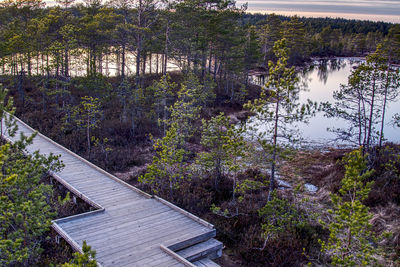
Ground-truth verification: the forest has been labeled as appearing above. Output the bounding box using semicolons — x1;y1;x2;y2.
1;0;400;266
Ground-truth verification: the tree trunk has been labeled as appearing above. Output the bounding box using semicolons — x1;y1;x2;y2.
135;0;143;86
357;96;362;146
215;157;221;191
149;53;152;74
142;52;147;75
163;21;169;75
156;54;159;74
379;59;391;148
56;52;60;77
86;49;90;76
27;52;31;76
121;44;125;78
201;48;207;80
366;76;376;150
162;82;167;136
87;116;91;159
64;46;69;77
208;47;213;74
98;50;103;75
213;56;218;80
46;53;50;77
116;48;120;77
36;52;39;75
105;52;109;77
268;94;280;202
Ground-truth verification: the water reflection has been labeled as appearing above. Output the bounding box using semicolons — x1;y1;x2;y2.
303;58;348;85
248;58;400;146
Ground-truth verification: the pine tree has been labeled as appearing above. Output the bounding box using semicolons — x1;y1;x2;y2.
149;74;177;135
209;117;248;217
0;126;63;265
139;122;188;196
64;96;102;158
0;85;17;139
319;148;377;266
245;38;314;201
61;240;97;267
394;113;400;128
198;113;231;190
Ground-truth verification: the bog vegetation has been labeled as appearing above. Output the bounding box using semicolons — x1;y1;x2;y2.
0;0;400;266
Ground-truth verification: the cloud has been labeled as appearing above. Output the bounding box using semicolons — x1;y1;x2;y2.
237;0;400;17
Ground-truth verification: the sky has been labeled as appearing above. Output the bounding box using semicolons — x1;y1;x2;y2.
236;0;400;23
40;0;400;23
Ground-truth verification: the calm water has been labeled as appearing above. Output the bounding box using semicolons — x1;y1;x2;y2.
249;58;400;146
1;52;180;77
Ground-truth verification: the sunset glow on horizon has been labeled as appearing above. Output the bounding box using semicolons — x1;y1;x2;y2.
237;0;400;23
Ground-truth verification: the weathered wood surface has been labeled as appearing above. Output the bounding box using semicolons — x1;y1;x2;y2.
4;116;218;266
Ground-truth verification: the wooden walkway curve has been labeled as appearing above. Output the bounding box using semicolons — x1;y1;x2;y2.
4;115;222;267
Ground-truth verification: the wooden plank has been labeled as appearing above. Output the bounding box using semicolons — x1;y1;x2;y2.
101;248;166;266
176;238;222;262
89;217;199;254
154;196;214;229
150;256;184;267
94;223;207;257
85;187;135;198
59;204;164;234
94;192;141;204
64;205;175;237
75;190;125;202
68;177;124;190
193;258;220;267
96;230;213;265
75;212;184;243
62;170;109;181
160;244;196;267
54;208;105;225
132;249;177;266
100;244;177;266
50;172;103;209
59;161;87;167
66;200;151;222
52;223;83;254
166;229;216;252
92;195;141;207
58;158;81;164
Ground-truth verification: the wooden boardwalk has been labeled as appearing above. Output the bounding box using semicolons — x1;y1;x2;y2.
4;115;222;267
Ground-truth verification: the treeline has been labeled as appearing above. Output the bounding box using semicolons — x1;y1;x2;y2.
0;0;252;89
243;13;392;34
251;13;397;62
0;0;398;82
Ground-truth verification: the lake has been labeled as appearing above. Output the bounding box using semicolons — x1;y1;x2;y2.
248;58;400;147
